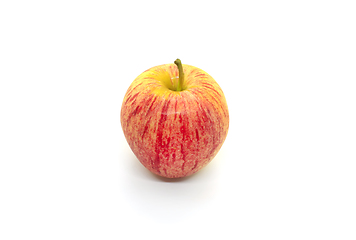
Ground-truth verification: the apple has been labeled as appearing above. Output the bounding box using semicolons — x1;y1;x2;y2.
121;59;229;178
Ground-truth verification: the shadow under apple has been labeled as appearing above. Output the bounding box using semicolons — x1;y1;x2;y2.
121;150;224;224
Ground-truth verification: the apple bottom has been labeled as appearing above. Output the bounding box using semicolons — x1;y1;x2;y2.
129;140;222;178
131;138;222;178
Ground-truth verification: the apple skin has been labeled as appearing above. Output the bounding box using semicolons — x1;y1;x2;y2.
121;63;229;178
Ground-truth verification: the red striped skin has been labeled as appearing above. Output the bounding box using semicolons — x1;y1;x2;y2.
121;63;229;178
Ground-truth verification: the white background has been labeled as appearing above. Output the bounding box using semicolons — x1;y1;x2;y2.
1;0;355;239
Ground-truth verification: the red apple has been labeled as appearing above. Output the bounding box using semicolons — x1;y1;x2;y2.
121;59;229;178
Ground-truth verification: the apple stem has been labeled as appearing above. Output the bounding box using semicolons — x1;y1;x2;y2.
174;58;184;91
